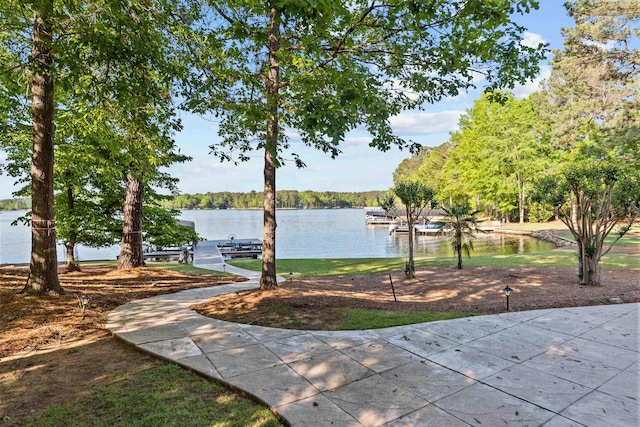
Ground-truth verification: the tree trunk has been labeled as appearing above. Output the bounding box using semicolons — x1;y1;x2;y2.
117;166;145;269
582;253;600;285
65;233;81;272
456;242;462;269
261;150;278;289
518;178;525;224
260;4;280;290
407;215;415;278
576;240;584;282
64;179;81;272
23;1;63;295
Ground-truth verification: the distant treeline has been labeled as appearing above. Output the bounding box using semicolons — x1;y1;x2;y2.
160;190;386;210
0;198;30;210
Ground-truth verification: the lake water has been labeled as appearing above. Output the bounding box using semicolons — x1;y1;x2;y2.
0;208;554;264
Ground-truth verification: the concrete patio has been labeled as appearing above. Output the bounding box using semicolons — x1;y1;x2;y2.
106;262;638;426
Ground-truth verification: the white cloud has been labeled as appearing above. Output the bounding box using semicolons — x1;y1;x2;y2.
341;136;372;147
522;32;547;48
512;65;551;99
583;38;616;51
389;110;464;136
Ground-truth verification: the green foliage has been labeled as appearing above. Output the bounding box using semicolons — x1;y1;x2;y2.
393;180;436;276
377;191;397;215
393;182;436;213
22;363;281;427
182;1;546;167
335;309;474;330
540;0;639;153
179;0;547;287
393;146;432;184
533;156;640;284
0;0;198;267
143;205;200;248
528;1;639;284
416;142;453;194
0;198;29;210
439;204;482;269
441;92;552;222
526;201;555;223
161;190;387;210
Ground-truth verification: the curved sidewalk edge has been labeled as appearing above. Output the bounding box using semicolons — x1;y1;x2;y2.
106;267;638;427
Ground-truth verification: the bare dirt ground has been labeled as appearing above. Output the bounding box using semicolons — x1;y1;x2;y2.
0;265;245;425
194;264;640;330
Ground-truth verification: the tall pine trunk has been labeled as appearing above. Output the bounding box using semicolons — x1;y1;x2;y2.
260;4;280;290
24;1;63;295
117;165;145;269
518;176;525;224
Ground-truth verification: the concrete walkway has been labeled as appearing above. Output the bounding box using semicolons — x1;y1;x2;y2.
106;263;638;427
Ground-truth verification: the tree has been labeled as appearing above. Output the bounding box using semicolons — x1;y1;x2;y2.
439;204;482;269
181;0;547;289
24;0;63;294
531;0;639;284
416;142;452;202
377;191;397;218
393;146;432;184
441;92;551;223
534;159;639;285
539;0;639;151
393;181;435;278
0;0;200;291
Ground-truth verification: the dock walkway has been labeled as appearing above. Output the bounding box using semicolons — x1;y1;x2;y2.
192;240;226;268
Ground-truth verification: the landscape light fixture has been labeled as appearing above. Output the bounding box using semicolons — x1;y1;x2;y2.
76;294;91;320
502;286;513;311
289;272;293;281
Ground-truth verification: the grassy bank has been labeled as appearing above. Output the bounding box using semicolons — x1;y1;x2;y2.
229;238;638;277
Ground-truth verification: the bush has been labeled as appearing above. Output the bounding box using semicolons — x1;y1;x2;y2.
527;201;555;223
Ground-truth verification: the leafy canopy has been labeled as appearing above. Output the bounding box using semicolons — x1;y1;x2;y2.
182;0;548;166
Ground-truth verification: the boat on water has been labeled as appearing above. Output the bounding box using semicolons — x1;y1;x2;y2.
215;236;263;259
365;209;397;224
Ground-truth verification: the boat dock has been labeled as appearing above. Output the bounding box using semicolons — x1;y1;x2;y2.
389;220;501;235
214;238;262;259
365;210;397;225
389;223;448;235
143;248;186;262
193;238;262;268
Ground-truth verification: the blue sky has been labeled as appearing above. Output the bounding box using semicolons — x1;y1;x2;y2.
0;1;574;199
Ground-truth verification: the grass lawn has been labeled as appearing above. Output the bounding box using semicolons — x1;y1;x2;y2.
334;309;475;330
229;235;639;277
21;363;280;427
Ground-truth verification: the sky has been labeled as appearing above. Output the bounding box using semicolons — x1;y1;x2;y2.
0;1;575;199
